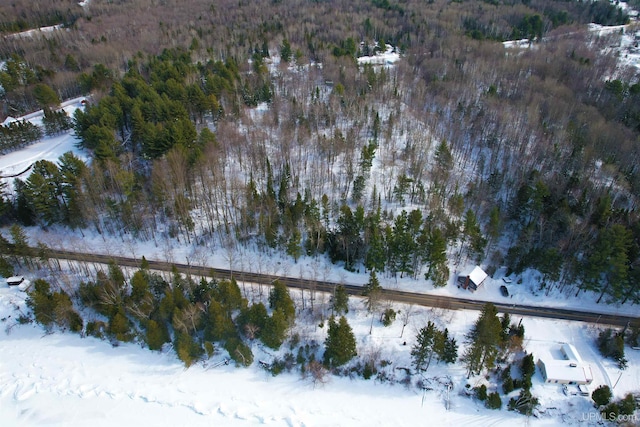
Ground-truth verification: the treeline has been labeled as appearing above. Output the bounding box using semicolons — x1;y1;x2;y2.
0;0;81;34
27;260;296;367
0;0;631;116
72;48;272;160
22;257;366;375
0;119;42;153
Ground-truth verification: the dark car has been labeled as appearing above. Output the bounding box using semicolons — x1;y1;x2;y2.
500;285;509;297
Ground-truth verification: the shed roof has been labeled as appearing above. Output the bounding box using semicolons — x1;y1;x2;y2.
468;266;488;286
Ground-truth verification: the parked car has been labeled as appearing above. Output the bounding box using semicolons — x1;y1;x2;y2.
500;285;509;297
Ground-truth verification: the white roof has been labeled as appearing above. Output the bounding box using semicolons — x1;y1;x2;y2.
468;266;488;286
539;343;593;384
540;359;593;384
2;116;17;126
561;343;583;364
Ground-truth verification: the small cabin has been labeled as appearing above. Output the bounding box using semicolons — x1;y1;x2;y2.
6;276;25;286
457;266;488;291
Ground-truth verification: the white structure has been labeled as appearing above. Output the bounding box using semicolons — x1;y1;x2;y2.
537;343;594;385
458;266;488;291
5;276;24;286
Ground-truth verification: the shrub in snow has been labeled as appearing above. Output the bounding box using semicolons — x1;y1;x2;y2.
486;392;502;410
592;385;613;407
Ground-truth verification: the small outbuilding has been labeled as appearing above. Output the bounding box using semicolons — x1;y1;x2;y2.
457;266;488;291
537;343;593;385
6;276;24;286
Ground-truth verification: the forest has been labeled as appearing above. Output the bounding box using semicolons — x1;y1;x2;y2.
1;0;640;307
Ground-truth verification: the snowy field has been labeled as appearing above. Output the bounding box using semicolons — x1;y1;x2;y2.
1;278;639;427
0;97;88;186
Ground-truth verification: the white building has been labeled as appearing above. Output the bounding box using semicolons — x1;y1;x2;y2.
458;266;488;291
537;343;594;385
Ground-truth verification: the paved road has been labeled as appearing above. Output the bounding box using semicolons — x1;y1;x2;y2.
41;248;639;327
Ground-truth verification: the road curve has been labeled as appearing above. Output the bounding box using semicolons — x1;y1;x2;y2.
38;248;639;327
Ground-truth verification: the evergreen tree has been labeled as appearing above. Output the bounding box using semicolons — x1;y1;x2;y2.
508;389;539;415
42;108;72;136
462;303;503;377
583;225;632;303
204;300;236;341
332;284;349;315
280;39;292;62
434;328;458;364
145;319;170;350
225;337;254;367
286;229;302;262
362;270;382;333
0;256;14;278
323;316;357;367
237;302;268;340
362;270;382;313
261;310;288;349
390;211;415;278
174;331;203;367
109;308;133;342
212;278;245;314
268;280;295;321
411;321;436;373
23;160;64;225
486;392;502;410
463;209;486;262
9;223;31;266
33;83;61;108
426;228;448;287
364;226;386;272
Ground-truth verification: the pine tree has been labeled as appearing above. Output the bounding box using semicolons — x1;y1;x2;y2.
204;300;236;341
268;280;295;321
174;331;203;367
33;83;61;108
145;319;169;350
42;108;72;136
280;39;292;62
520;352;535;390
583;225;632;303
261;310;288;349
362;270;382;313
463;303;503;377
286;229;302;262
411;321;436;373
425;227;448;286
323;316;357;367
486;392;502;410
463;209;486;262
435;328;458;364
362;270;382;333
9;223;31;266
332;284;349;315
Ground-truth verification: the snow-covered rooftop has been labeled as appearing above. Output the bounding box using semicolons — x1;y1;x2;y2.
468;265;488;287
538;343;594;385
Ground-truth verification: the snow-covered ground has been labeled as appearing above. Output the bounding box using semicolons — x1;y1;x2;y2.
4;24;65;40
0;97;88;185
503;2;640;72
357;44;401;66
0;277;638;427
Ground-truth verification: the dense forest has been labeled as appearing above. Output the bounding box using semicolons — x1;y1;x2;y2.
1;0;640;306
